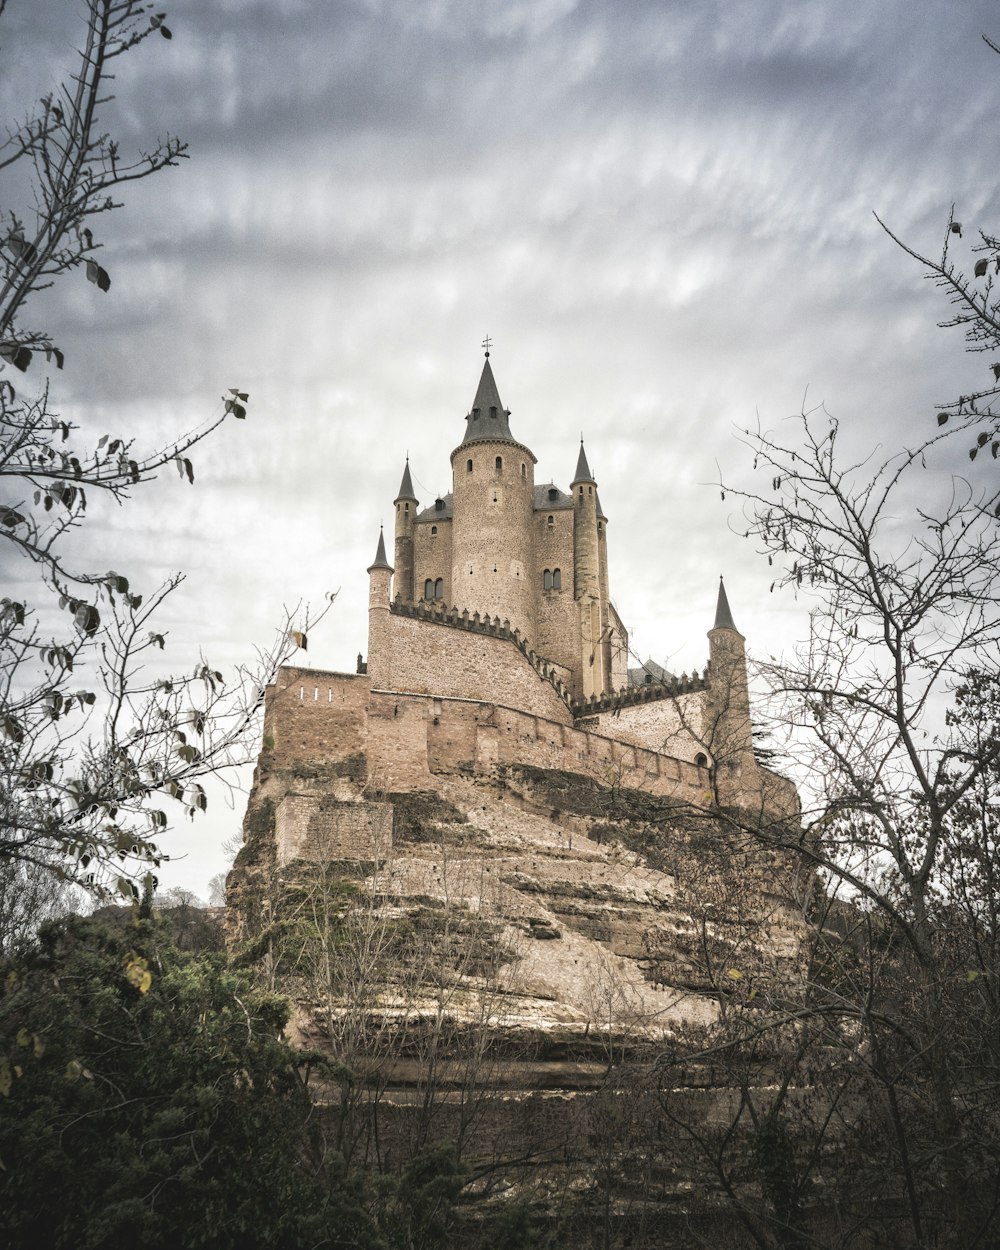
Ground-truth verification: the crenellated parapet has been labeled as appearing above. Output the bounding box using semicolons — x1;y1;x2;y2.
570;669;709;720
390;596;574;710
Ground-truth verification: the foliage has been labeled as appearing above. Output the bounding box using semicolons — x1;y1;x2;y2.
0;0;324;896
877;35;1000;465
0;913;382;1249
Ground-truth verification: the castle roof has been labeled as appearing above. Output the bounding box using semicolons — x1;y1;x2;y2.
460;357;517;447
571;439;594;485
416;493;453;522
596;490;607;521
367;527;393;573
713;576;738;631
395;458;417;503
533;484;574;511
628;658;676;687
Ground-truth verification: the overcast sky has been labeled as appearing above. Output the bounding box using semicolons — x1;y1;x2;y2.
4;0;1000;896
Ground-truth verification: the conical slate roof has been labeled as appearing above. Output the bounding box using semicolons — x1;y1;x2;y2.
367;527;393;573
460;357;516;446
395;458;417;502
713;576;738;631
571;439;594;485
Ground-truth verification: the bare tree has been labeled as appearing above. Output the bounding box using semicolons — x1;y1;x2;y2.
0;2;328;897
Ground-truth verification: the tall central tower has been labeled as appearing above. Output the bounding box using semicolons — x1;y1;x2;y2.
449;355;538;643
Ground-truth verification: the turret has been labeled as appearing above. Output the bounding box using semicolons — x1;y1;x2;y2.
393;458;418;605
707;578;760;810
572;440;606;700
449;352;538;641
366;528;394;689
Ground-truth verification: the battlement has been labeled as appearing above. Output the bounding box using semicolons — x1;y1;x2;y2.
390;597;574;710
571;669;709;720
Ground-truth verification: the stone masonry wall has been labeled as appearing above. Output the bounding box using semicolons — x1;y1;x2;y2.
379;609;573;722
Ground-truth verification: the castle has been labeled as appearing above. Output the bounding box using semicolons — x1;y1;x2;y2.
242;350;796;874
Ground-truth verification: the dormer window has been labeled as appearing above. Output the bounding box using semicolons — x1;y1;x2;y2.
435;498;444;512
548;487;558;502
490;405;497;419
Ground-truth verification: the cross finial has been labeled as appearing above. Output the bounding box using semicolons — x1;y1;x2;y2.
482;334;492;358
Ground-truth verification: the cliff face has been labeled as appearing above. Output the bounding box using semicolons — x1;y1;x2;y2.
227;744;810;1039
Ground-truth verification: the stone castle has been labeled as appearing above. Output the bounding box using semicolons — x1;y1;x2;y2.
225;352;812;1243
230;349;803;1033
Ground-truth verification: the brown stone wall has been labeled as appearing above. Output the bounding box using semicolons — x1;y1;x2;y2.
378;611;573;723
534;507;578;684
590;691;708;761
275;793;393;863
265;669;370;773
412;515;452;605
450;440;538;643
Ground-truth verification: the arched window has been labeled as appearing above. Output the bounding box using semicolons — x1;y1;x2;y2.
434;578;444;600
521;463;526;478
404;502;409;513
495;456;503;475
598;522;603;534
552;568;561;590
431;525;438;535
466;458;473;473
695;752;708;768
424;579;434;600
547;515;554;528
543;569;552;591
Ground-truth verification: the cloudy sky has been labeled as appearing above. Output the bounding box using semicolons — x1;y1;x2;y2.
4;0;999;896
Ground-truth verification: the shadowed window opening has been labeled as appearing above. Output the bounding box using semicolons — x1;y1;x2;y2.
495;456;502;475
695;752;708;768
467;458;473;473
552;568;561;590
434;578;443;599
424;579;433;600
431;525;437;535
547;515;554;527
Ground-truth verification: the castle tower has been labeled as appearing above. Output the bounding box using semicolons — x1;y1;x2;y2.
572;440;607;700
393;459;418;605
449;353;538;642
366;527;394;689
707;578;760;809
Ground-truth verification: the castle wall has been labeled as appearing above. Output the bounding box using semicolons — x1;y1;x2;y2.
412;515;453;604
378;611;572;723
450;442;538;642
264;666;715;805
533;506;578;684
609;601;629;690
589;690;707;761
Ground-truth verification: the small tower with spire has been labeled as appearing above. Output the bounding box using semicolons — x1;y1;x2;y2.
366;527;394;689
707;578;760;809
449;349;538;643
393;458;418;605
571;439;607;700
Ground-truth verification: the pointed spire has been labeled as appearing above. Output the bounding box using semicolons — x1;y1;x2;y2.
461;355;515;445
571;438;594;485
395;456;417;502
595;489;607;521
367;526;393;573
713;576;738;632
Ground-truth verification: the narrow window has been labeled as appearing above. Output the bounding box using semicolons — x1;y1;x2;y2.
495;456;502;475
695;753;708;768
434;578;444;600
424;579;434;600
547;515;554;528
404;502;409;513
467;458;473;473
598;522;603;534
431;525;437;535
490;405;497;418
579;486;584;498
521;462;526;478
543;569;552;591
552;568;561;590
